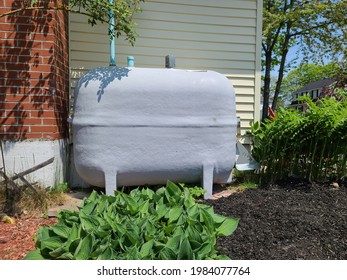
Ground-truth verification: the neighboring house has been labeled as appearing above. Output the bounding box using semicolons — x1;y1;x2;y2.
289;78;335;111
1;0;262;188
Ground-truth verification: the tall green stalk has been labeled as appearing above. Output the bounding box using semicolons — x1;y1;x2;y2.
250;92;347;184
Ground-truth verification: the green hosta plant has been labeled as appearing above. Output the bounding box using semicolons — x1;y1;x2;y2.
25;181;238;260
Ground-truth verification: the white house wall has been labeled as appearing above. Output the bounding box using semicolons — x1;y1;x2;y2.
69;0;262;136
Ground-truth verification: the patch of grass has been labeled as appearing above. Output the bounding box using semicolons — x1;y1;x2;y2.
49;182;69;194
229;169;258;192
0;184;66;216
228;182;258;192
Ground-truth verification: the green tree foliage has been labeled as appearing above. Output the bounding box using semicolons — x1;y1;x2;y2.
280;62;340;103
0;0;144;45
262;0;347;120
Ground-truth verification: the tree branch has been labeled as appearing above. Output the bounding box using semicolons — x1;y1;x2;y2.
0;6;105;23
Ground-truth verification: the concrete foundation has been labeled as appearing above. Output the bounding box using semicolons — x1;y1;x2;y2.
0;139;68;188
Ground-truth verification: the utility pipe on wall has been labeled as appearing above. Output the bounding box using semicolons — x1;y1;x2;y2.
109;0;116;66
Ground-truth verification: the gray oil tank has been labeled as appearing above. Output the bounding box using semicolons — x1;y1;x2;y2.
72;66;237;198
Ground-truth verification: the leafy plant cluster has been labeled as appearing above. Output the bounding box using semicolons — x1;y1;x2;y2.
1;0;144;45
251;92;347;183
25;181;238;260
178;183;206;199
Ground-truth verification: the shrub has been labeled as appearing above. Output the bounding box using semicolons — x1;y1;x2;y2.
25;181;238;260
251;92;347;183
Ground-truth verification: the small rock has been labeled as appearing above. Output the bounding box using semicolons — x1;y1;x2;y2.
47;210;58;217
1;215;15;224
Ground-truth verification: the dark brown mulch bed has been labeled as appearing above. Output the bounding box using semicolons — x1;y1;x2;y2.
206;178;347;260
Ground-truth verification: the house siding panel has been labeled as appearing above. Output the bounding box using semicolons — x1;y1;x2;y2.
70;0;262;136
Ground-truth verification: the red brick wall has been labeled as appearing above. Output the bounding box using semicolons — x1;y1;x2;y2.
0;0;69;140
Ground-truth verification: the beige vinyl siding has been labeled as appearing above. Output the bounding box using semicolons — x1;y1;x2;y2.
70;0;262;137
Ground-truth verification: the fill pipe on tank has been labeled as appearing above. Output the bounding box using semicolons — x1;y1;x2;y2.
109;0;116;66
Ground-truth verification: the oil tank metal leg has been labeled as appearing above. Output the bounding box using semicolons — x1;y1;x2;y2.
202;164;214;199
105;170;118;196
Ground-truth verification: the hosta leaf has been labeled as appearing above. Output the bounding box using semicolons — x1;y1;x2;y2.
195;242;212;259
35;226;49;248
52;225;71;239
190;240;202;250
126;228;139;245
74;234;94;260
187;204;199;220
153;188;165;203
126;247;139;260
173;226;184;236
140;200;149;214
86;190;98;203
144;188;154;199
68;223;79;241
200;210;214;232
24;249;45;260
81;200;97;215
216;217;239;237
49;247;67;258
95;216;108;227
159;247;177;260
97;247;113;260
115;223;126;236
176;214;186;226
183;188;195;208
69;239;80;253
156;203;169;220
80;212;98;232
139;239;154;258
56;252;74;260
145;220;156;235
41;236;64;250
153;241;165;252
211;213;227;224
164;224;176;235
57;209;75;220
165;235;181;251
67;215;79;224
96;199;108;213
126;196;139;215
130;188;141;197
178;238;193;260
186;225;202;243
215;255;231;260
167;206;183;224
166;180;182;197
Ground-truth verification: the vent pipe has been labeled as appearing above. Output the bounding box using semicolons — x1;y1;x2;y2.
109;0;116;66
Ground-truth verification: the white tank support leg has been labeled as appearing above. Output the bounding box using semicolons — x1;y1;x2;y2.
202;164;214;199
105;169;117;196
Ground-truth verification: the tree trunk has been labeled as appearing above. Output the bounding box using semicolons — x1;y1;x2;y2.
272;0;294;111
262;50;273;120
272;25;291;110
